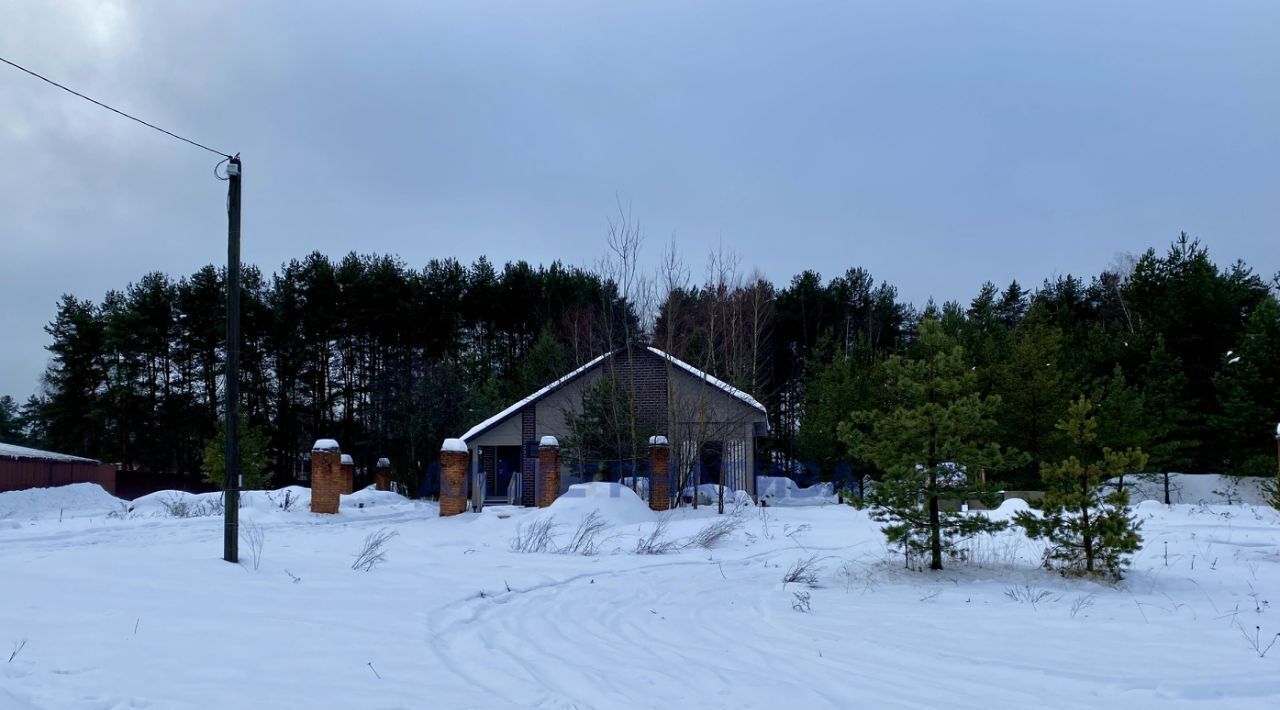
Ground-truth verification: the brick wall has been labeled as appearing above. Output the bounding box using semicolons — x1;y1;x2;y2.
601;347;670;433
537;442;560;508
648;441;670;511
439;449;469;516
310;448;342;514
340;460;355;495
520;406;536;507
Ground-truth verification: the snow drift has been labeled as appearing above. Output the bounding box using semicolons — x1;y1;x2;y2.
541;482;655;527
0;482;127;521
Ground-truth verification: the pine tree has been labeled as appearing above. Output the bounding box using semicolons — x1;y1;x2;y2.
992;307;1066;486
1139;337;1199;472
1212;296;1280;476
0;395;26;444
560;378;652;480
40;294;107;458
840;320;1017;571
1265;472;1280;512
516;326;568;398
795;335;877;488
1015;396;1148;579
202;416;271;490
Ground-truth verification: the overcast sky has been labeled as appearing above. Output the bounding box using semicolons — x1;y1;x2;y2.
2;1;1277;400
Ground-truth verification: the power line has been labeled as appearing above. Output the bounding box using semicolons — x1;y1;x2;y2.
0;55;231;158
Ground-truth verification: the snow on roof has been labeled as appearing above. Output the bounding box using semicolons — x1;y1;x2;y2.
312;439;340;452
340;454;354;465
648;435;669;446
376;457;391;467
460;351;613;442
645;347;766;414
442;438;469;453
459;346;767;443
0;442;100;464
539;436;559;447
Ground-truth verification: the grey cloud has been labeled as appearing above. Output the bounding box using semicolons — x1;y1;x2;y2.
2;0;1277;397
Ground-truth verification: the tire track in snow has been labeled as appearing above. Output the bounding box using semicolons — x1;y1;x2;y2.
422;545;869;709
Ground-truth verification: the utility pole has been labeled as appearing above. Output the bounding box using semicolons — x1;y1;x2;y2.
224;155;242;563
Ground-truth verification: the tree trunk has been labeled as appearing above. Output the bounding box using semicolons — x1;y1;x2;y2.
928;493;942;570
1081;472;1094;573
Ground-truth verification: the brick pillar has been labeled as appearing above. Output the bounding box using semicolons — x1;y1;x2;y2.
340;454;355;495
375;457;391;492
537;436;560;508
519;406;536;507
311;439;342;514
648;435;670;512
440;438;469;517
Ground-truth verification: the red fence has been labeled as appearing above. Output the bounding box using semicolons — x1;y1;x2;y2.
0;460;117;495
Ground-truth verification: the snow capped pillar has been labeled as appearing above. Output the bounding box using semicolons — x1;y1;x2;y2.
537;436;560;508
439;439;469;517
648;435;670;512
340;454;355;495
375;457;391;492
310;439;342;514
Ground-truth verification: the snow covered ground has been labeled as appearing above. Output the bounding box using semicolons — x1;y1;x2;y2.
2;481;1279;709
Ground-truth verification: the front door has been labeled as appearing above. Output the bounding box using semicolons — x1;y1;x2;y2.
699;441;723;486
494;446;522;501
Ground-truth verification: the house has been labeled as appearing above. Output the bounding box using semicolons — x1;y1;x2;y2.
457;345;769;508
0;442;117;495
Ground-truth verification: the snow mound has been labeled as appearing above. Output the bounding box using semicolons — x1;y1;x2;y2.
544;482;654;527
0;483;127;521
344;486;411;510
986;497;1033;520
129;489;219;517
757;476;835;506
620;476;650;499
1116;473;1272;506
129;485;411;517
683;484;754;508
312;439;340;452
442;438;468;453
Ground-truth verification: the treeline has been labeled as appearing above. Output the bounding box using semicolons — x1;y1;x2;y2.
6;254;636;486
800;234;1280;486
3;233;1277;490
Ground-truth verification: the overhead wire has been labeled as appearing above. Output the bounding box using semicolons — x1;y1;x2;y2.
0;54;233;159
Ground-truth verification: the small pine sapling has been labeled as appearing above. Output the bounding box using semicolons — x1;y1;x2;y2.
1264;473;1280;513
840;320;1020;571
1015;396;1147;580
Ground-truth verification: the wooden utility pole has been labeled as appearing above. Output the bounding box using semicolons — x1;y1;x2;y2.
223;156;242;563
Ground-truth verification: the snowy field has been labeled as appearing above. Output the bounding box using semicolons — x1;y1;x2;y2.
2;479;1279;709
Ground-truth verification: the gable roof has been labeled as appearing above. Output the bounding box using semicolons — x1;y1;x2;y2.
460;351;612;443
459;346;767;443
644;346;766;414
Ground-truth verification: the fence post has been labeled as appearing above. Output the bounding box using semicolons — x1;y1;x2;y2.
310;439;342;514
537;436;560;508
375;457;391;491
648;435;670;512
340;454;355;495
440;439;469;517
